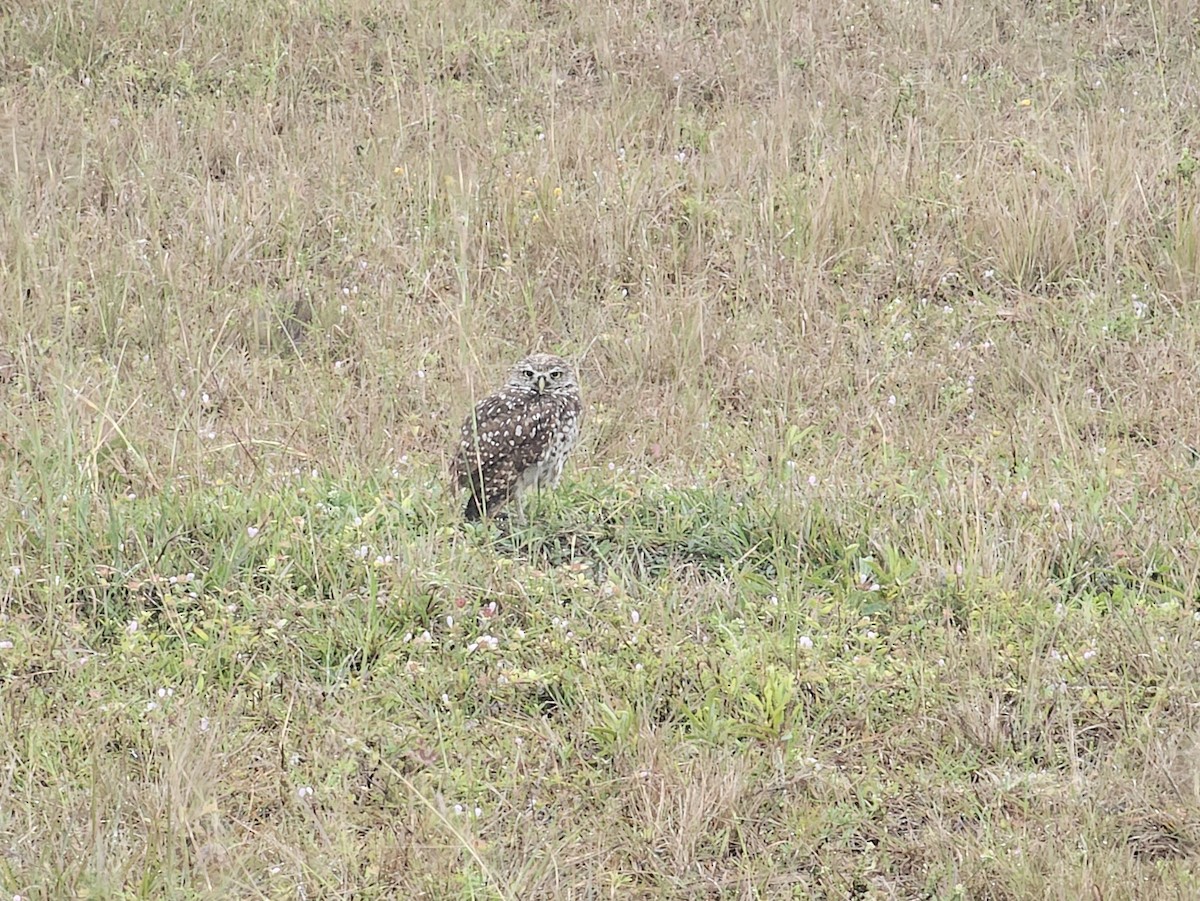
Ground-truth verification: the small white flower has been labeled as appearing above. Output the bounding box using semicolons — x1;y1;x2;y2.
246;526;259;538
807;474;818;487
887;395;896;407
630;610;640;625
126;620;139;635
798;636;814;650
296;786;314;798
8;566;18;577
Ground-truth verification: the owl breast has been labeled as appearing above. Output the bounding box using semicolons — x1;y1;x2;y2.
517;400;582;493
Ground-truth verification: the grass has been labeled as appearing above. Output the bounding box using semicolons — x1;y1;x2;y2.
3;0;1200;897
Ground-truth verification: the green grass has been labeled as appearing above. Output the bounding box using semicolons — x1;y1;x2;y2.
3;467;1199;897
4;0;1200;897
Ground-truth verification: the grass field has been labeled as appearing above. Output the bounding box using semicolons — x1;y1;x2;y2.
3;0;1200;897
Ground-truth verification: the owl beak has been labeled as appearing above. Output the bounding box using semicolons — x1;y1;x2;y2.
535;374;547;393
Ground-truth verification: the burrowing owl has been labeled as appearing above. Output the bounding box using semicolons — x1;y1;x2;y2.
453;353;583;521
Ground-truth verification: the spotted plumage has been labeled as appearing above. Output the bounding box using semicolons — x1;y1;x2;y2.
453;353;583;521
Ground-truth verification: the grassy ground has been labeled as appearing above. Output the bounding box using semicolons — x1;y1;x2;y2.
3;0;1200;897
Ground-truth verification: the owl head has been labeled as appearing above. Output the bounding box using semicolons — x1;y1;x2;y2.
507;353;578;396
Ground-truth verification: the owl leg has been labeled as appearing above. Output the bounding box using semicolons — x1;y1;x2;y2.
509;492;528;526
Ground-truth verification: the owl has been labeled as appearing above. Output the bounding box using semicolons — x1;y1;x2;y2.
453;353;583;521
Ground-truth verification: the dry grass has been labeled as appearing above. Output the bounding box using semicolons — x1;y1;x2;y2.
3;0;1200;897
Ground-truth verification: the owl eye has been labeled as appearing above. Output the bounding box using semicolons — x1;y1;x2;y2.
522;369;535;379
549;369;563;379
